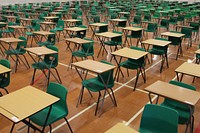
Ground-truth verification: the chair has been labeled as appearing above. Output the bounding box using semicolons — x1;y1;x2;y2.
52;20;65;42
72;25;87;39
119;46;146;90
5;36;30;72
196;44;200;64
37;30;56;47
144;22;158;38
190;22;199;41
160;80;196;133
159;19;169;33
28;82;73;133
26;23;40;47
148;37;169;73
31;45;62;85
69;38;94;66
116;20;126;31
181;27;192;49
0;59;10;95
139;104;178;133
131;15;141;26
169;16;177;30
2;22;15;37
78;60;117;115
126;27;143;46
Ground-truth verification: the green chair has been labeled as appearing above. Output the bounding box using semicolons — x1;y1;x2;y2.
0;59;10;95
119;46;146;90
5;36;30;72
26;23;40;47
144;22;158;38
69;38;94;66
116;20;126;31
196;44;200;64
139;104;178;133
160;80;196;133
72;25;87;39
131;15;141;26
126;27;143;46
143;14;151;22
78;60;117;115
190;22;199;41
148;37;169;73
169;16;177;30
159;19;169;33
92;24;108;39
37;30;56;47
31;45;62;85
2;22;15;37
28;82;73;133
52;20;65;42
181;27;192;49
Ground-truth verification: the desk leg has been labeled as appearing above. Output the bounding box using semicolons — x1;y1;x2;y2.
10;123;15;133
113;56;124;81
123;29;128;46
148;93;152;104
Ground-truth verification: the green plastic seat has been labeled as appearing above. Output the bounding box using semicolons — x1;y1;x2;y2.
29;82;73;133
126;27;143;46
190;22;199;41
181;27;192;48
131;15;141;26
0;59;10;95
26;23;40;47
31;45;61;85
52;20;65;42
79;60;116;115
160;80;196;133
5;36;30;72
119;46;146;90
159;19;169;32
144;22;158;38
139;104;178;133
37;30;56;47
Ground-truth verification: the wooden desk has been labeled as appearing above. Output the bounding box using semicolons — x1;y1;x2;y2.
40;22;56;31
63;19;81;27
161;31;185;60
175;62;200;82
0;86;59;132
43;16;59;22
65;27;87;38
0;64;11;74
109;19;127;31
96;32;122;58
33;31;55;43
72;60;116;115
106;123;138;133
8;26;27;37
89;23;108;39
111;47;148;89
122;27;143;46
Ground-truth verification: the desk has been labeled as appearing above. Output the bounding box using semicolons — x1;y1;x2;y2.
19;18;33;26
122;27;143;46
33;31;55;44
96;32;122;58
161;32;185;60
0;86;59;132
142;39;171;72
8;26;27;37
63;19;81;28
0;38;24;72
89;23;108;39
25;47;60;86
40;22;56;31
0;64;11;74
43;16;59;22
106;123;138;133
109;19;127;31
4;15;16;22
65;27;87;38
111;47;148;90
175;62;200;82
72;60;116;116
195;49;200;64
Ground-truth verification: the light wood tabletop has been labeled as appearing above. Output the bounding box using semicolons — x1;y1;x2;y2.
25;47;57;56
161;32;185;38
111;47;148;60
105;123;138;133
142;39;171;47
123;27;143;31
43;16;59;19
65;38;92;44
40;22;56;25
110;19;127;22
33;31;55;36
63;19;81;22
89;23;108;27
195;49;200;54
176;25;194;29
96;32;122;38
72;60;116;74
8;26;27;29
65;27;88;32
0;38;24;43
0;64;11;74
0;86;59;122
145;80;200;106
175;62;200;78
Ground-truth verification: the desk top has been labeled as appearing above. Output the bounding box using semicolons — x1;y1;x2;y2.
0;22;7;25
0;86;59;122
0;64;11;74
65;27;87;31
96;32;122;38
112;47;148;60
89;23;108;27
40;21;56;25
118;12;130;14
175;62;200;77
33;31;55;36
8;26;27;29
72;60;116;74
142;39;171;47
0;38;24;43
123;27;143;31
25;47;57;56
63;19;81;22
145;80;200;106
195;49;200;54
20;18;33;21
43;16;59;19
161;32;185;37
105;123;138;133
176;25;194;29
110;19;127;22
66;38;92;44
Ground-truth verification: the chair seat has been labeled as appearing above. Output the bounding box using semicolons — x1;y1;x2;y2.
5;49;24;55
82;77;113;92
196;54;200;59
72;50;93;57
30;105;67;126
26;32;33;36
120;60;141;69
32;62;52;69
37;41;53;47
53;27;63;31
127;35;140;39
148;48;165;55
104;41;122;46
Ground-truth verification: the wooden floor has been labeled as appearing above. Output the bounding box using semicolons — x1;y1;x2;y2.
0;15;200;133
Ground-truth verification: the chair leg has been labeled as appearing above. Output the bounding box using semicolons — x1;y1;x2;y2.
134;69;139;91
49;125;52;133
31;69;37;85
4;87;9;94
95;91;101;116
109;88;117;106
64;118;73;133
54;68;62;84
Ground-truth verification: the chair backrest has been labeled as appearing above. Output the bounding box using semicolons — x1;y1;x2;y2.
168;36;182;46
169;16;177;23
47;82;68;115
190;22;199;31
56;20;64;29
181;27;192;38
134;15;141;23
128;46;145;64
160;19;169;27
72;13;78;19
144;14;151;21
131;28;142;38
139;104;178;133
16;36;27;53
76;25;87;38
44;45;58;68
34;23;40;31
93;15;100;23
82;38;94;55
147;23;157;31
99;25;108;33
0;59;10;87
117;21;126;28
75;18;83;26
97;60;114;88
111;31;122;45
